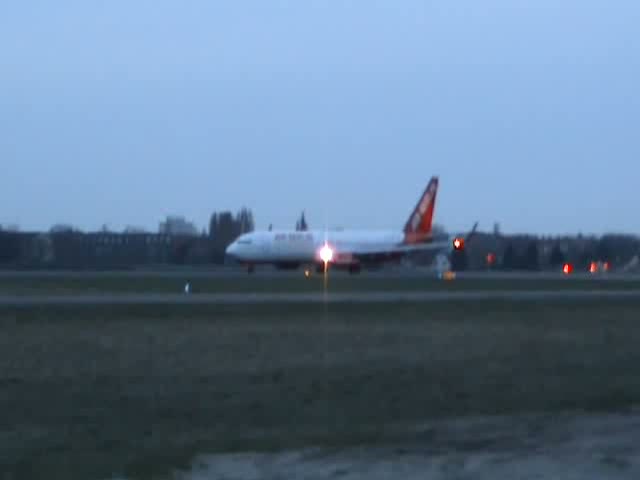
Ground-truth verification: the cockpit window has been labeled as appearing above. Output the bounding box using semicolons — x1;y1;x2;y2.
237;239;252;245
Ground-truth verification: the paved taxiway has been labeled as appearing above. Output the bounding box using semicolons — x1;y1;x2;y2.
1;268;640;281
2;289;640;306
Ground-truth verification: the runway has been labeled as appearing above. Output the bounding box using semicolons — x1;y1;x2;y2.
2;289;640;306
0;267;639;281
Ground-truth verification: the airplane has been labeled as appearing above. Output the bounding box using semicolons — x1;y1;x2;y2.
225;176;477;274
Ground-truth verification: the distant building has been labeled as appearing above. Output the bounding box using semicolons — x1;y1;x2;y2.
50;224;76;234
124;226;148;234
158;216;198;236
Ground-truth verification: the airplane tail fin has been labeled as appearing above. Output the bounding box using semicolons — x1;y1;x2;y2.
403;176;439;244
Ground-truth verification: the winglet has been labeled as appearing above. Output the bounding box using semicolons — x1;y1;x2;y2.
466;221;479;242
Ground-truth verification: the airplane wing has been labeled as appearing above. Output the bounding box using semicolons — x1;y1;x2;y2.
334;223;478;264
342;241;452;264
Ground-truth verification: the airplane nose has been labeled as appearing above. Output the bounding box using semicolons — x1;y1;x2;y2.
225;242;239;262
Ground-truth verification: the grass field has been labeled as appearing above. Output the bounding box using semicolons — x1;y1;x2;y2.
1;272;640;295
3;299;640;479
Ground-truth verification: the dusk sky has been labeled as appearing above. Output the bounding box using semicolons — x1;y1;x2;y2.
1;1;639;235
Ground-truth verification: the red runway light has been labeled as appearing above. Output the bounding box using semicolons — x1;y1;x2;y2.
563;263;573;275
453;238;464;250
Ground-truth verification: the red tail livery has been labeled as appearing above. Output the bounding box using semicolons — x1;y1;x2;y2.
403;176;438;244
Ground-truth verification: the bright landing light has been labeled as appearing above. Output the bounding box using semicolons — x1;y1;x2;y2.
320;244;333;263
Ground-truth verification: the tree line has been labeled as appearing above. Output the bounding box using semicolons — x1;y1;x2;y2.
208;207;255;262
1;209;639;270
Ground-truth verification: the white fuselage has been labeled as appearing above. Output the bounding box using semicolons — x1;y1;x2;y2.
226;229;450;266
226;229;404;264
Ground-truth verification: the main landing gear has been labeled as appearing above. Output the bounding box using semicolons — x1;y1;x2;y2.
313;263;361;274
348;264;361;275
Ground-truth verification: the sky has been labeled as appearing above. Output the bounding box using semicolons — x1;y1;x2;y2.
1;1;639;235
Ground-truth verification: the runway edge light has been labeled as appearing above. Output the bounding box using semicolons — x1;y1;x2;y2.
442;271;456;281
